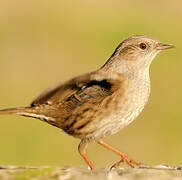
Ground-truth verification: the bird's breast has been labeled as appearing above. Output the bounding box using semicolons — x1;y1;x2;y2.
89;72;151;139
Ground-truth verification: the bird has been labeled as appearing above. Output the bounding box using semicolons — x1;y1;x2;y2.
0;35;173;170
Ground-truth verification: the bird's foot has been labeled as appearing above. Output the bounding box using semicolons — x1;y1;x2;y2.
110;153;141;170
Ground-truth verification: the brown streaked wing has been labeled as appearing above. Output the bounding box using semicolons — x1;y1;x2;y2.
31;73;91;106
30;71;125;137
57;73;125;137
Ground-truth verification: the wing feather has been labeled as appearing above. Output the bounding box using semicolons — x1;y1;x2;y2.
31;73;91;106
30;71;125;137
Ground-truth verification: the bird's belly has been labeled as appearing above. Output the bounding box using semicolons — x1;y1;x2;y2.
88;84;150;140
104;105;144;135
90;106;144;140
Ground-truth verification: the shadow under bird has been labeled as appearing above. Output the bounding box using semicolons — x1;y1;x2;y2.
0;35;174;170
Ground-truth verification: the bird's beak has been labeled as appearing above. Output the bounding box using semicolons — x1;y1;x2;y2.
156;43;174;50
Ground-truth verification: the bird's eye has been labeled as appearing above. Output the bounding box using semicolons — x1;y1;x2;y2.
139;43;147;50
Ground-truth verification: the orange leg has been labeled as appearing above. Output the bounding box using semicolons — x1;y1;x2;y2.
98;140;141;169
78;140;94;170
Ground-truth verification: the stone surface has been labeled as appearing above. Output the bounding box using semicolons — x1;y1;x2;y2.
0;165;182;180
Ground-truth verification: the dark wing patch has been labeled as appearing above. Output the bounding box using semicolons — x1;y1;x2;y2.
78;80;113;101
86;80;111;90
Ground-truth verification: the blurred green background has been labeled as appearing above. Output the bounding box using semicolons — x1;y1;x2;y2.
0;0;181;169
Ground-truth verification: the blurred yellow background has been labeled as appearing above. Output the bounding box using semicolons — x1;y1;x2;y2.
0;0;181;168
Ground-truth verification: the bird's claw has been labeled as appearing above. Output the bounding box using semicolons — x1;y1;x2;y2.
110;154;141;170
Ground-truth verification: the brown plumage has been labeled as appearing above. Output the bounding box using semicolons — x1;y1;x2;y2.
0;35;174;170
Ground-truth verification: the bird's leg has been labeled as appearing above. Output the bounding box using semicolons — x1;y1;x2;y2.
97;140;141;169
78;139;94;170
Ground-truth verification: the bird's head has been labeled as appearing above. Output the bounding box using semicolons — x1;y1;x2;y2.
103;35;174;73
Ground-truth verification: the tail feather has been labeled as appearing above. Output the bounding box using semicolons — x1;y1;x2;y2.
0;107;30;115
0;107;54;123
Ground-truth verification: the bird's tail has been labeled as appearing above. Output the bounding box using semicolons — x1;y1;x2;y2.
0;106;57;127
0;107;40;118
0;107;30;114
